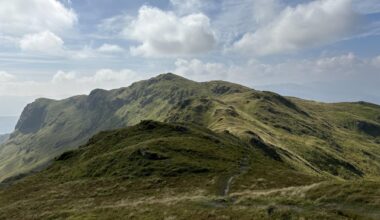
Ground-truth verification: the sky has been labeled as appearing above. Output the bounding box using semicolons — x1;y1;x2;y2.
0;0;380;121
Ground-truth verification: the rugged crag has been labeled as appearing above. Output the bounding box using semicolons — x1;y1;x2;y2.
1;73;380;182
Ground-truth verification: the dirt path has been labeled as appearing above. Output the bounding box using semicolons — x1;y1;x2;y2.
221;156;250;196
32;182;326;217
230;182;322;199
223;175;235;196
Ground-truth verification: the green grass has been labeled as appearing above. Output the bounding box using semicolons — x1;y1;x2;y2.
0;121;379;219
47;121;246;181
2;73;380;181
0;73;380;218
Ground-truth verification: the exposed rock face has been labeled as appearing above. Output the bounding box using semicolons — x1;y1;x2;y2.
15;99;51;134
356;120;380;137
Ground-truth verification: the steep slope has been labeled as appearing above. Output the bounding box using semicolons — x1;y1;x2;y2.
0;73;250;181
0;121;378;219
1;73;380;182
0;135;8;145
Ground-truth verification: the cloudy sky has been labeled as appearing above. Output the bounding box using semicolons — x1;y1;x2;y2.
1;0;380;120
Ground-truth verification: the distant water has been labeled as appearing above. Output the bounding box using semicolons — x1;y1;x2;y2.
0;116;19;134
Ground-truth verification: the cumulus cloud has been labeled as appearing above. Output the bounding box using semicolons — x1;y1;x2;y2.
0;69;145;99
233;0;358;56
172;53;380;103
97;44;125;53
90;69;138;83
0;0;77;36
19;31;64;54
52;69;138;85
173;53;379;85
122;6;216;57
52;71;76;84
174;59;231;81
18;33;125;58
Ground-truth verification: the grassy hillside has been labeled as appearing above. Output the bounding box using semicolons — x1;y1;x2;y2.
1;73;380;182
0;74;249;181
0;121;378;219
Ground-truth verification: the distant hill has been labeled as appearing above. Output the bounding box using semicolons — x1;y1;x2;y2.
1;73;380;183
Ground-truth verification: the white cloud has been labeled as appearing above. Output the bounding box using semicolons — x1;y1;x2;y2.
173;53;380;86
19;31;64;54
18;33;124;58
123;6;216;57
172;53;380;104
0;69;145;99
48;69;143;97
174;59;230;81
68;44;125;59
0;71;16;82
0;0;77;36
51;69;139;86
315;52;360;70
0;52;380;109
69;46;98;60
97;14;133;37
204;0;283;46
97;44;125;53
90;69;137;83
233;0;358;56
52;70;76;83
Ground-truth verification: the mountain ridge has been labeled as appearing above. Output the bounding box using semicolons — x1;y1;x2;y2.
1;73;380;182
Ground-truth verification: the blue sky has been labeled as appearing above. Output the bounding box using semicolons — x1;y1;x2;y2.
0;0;380;122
